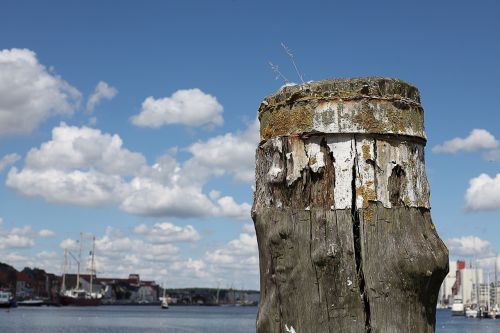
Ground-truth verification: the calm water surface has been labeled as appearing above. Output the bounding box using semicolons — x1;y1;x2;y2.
1;306;500;332
0;305;257;333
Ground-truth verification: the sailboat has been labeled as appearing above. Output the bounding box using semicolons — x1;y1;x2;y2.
488;254;500;319
59;233;101;306
161;284;169;309
465;258;481;318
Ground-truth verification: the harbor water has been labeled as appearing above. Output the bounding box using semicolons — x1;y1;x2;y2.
1;306;500;332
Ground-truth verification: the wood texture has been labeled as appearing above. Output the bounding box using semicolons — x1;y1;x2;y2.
253;78;448;333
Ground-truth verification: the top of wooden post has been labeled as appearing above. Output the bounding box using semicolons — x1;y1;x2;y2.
258;77;425;142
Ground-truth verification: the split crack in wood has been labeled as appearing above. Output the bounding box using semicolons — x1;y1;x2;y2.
352;136;372;333
254;78;448;333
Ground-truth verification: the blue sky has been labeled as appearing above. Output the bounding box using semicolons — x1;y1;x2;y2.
1;0;500;288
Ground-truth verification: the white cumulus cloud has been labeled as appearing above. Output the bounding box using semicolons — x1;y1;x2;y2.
242;223;255;234
215;196;251;220
131;88;223;128
7;168;124;207
59;238;79;251
477;256;500;270
23;122;146;176
483;149;500;162
206;228;258;269
7;122;252;219
185;119;259;183
0;153;20;172
432;129;498;154
0;223;35;249
447;236;493;256
39;229;56;238
465;173;500;211
36;251;58;259
6;122;143;207
119;179;221;218
133;222;201;243
0;48;81;135
86;81;118;113
203;225;259;288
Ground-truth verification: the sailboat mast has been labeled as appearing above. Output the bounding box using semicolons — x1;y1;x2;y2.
76;232;83;290
90;235;96;298
496;253;498;307
475;258;480;306
487;272;490;310
61;248;68;291
216;282;220;305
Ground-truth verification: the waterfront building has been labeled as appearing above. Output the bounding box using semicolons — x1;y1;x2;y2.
439;260;484;306
471;283;491;307
438;260;457;306
459;267;484;304
15;272;32;299
490;284;500;306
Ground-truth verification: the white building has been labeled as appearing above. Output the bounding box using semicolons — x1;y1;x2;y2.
490;284;500;307
438;261;456;305
438;260;485;306
460;267;483;304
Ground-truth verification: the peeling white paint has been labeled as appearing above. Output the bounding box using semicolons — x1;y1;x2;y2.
286;138;308;186
285;324;297;333
271;137;283;153
325;135;430;210
347;279;353;287
262;133;430;210
267;139;284;184
268;165;283;180
375;140;430;208
305;139;325;173
326;136;355;210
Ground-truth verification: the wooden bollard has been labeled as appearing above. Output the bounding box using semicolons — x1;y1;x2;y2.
252;77;448;333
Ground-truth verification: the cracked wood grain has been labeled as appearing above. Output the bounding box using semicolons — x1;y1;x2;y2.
253;78;448;333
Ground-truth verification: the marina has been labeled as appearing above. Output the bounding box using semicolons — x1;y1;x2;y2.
439;258;500;320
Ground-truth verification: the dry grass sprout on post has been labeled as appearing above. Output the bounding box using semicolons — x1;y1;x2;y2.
269;42;305;85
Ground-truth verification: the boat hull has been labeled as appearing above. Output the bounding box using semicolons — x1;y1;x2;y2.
59;295;101;306
465;310;478;318
18;300;44;306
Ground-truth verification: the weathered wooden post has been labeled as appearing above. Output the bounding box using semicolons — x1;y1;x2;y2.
252;77;448;333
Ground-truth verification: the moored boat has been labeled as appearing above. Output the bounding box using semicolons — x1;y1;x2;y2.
59;233;102;306
451;298;464;316
17;299;44;306
488;304;500;319
59;290;101;306
161;284;169;309
465;305;478;318
0;291;14;308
